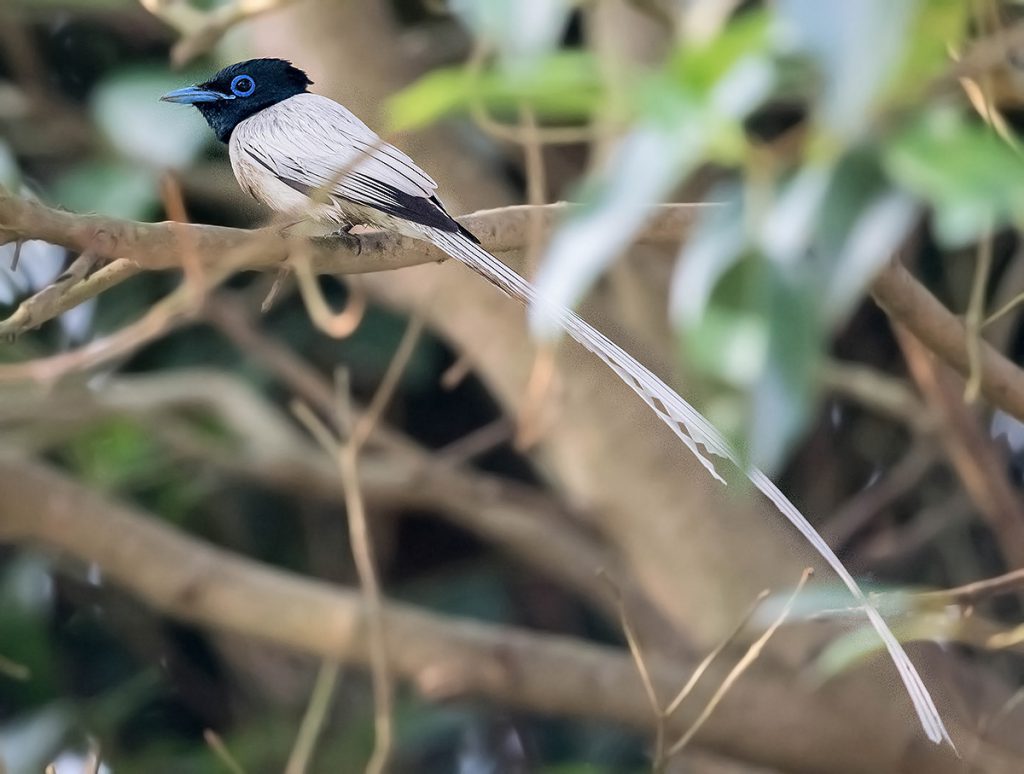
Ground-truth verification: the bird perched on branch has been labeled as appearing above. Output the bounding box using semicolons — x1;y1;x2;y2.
162;58;949;746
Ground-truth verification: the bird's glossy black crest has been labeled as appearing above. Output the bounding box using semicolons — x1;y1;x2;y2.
189;59;311;142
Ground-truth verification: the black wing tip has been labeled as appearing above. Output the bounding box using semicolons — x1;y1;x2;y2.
457;221;481;244
428;195;479;243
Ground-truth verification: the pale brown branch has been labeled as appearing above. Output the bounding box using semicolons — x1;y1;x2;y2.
0;457;981;774
895;327;1024;569
819;359;936;434
872;258;1024;424
0;189;700;288
5;189;1024;426
964;225;994;403
0;259;140;339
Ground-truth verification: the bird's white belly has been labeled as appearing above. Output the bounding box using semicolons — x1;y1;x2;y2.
227;137;416;237
228;141;329;219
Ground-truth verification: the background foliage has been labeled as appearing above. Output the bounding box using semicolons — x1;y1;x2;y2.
4;0;1024;772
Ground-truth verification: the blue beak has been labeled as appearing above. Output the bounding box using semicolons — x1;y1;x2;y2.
160;86;226;104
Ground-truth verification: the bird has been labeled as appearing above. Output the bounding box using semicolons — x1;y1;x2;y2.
162;58;949;746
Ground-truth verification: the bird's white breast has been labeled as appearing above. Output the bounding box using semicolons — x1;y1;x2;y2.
227;93;441;238
229;105;322;218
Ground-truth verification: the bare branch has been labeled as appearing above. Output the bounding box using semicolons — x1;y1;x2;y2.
0;457;983;774
872;258;1024;424
5;188;1024;426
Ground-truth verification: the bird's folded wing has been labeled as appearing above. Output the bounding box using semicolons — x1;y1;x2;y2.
238;93;439;214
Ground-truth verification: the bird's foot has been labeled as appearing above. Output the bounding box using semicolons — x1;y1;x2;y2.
313;227;362;256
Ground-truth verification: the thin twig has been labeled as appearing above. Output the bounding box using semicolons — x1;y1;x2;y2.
964;225;994;403
339;440;393;774
0;259;140;339
0;652;30;680
284;661;342;774
664;568;813;760
663;590;769;718
203;729;246;774
601;571;666;767
292;245;367;338
353;313;425;449
819;359;935;434
823;442;939;549
0;239;263;384
914;567;1024;609
432;418;513;467
287;317;425;774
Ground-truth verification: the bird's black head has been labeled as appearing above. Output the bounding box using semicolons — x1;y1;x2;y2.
160;58;312;142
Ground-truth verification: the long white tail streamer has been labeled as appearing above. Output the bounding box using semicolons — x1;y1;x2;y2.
425;227;951;747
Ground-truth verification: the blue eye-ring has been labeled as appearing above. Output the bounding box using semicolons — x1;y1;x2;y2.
230;74;255;97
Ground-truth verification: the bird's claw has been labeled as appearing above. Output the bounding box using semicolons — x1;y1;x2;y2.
313;228;362;256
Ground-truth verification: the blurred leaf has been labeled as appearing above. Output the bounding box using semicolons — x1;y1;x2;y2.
52;160;159;220
684;296;769;389
883;107;1024;245
528;15;777;338
0;140;20;189
449;0;572;71
888;0;968;103
669;9;771;97
0;704;72;774
679;257;821;471
815;610;1021;678
530;115;703;337
62;418;164;489
823;190;917;324
756;583;912;625
774;0;918;142
0;240;67;307
750;264;821;469
757;165;833;268
389;51;603;132
670;188;745;326
774;149;919;328
92;68;210;169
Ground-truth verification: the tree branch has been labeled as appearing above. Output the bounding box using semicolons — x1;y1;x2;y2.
0;456;988;774
4;191;1022;425
871;258;1024;423
0;369;632;624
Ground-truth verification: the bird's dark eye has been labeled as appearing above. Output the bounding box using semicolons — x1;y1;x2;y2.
230;75;255;97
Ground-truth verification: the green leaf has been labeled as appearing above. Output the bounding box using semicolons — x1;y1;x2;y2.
0;141;20;189
61;418;164;488
678;257;822;472
92;67;211;169
668;10;771;95
883;108;1024;245
887;0;969;104
774;0;917;141
388;52;603;132
52;160;158;220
